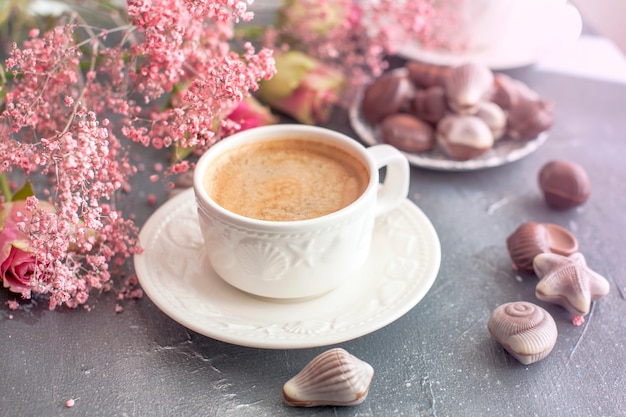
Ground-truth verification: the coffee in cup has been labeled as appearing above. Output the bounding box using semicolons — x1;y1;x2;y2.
203;138;369;222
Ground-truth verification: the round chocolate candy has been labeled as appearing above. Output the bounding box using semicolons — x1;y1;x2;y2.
475;101;506;141
380;113;435;153
507;98;555;140
361;72;415;125
411;86;448;124
538;160;591;209
436;114;494;160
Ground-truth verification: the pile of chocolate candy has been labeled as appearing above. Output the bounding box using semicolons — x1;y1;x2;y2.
360;60;554;160
488;160;610;365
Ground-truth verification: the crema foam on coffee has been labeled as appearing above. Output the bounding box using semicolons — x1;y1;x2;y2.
203;138;369;221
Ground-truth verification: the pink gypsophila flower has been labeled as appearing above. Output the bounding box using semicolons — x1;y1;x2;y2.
0;0;275;308
121;0;275;170
269;0;440;102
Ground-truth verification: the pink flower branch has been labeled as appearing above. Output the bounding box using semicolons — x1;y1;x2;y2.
0;0;275;310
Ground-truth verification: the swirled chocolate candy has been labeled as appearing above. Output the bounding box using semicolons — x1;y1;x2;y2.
506;222;579;272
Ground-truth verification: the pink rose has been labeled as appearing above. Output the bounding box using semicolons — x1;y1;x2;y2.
257;51;345;125
225;95;278;131
1;245;36;293
0;200;53;294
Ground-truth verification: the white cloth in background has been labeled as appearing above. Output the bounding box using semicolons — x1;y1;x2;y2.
537;34;626;84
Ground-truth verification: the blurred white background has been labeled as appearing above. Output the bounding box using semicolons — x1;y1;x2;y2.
249;0;625;54
571;0;626;53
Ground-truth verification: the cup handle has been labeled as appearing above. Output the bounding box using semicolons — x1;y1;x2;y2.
366;144;410;215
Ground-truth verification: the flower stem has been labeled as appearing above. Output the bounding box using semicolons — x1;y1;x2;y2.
0;173;12;201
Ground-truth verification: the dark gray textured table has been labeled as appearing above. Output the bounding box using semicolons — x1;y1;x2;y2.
2;37;625;416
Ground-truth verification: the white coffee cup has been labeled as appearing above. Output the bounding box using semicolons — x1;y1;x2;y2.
193;124;409;299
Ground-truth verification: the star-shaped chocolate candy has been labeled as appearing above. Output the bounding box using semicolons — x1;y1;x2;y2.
533;252;610;317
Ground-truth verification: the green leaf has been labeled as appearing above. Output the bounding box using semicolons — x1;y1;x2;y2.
234;25;267;41
12;181;35;201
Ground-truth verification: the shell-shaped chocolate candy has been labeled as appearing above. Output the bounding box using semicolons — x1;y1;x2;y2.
444;62;494;115
538;160;591;209
411;86;448;124
506;97;554;140
405;60;452;88
380;113;435;153
488;301;558;365
283;348;374;407
361;71;415;124
534;252;610;317
506;222;579;272
489;73;539;110
436;114;494;160
475;101;506;140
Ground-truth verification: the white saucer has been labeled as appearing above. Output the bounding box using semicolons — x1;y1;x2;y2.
396;2;582;70
134;188;441;349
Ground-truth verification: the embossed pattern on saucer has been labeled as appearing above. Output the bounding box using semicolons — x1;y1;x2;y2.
134;189;441;349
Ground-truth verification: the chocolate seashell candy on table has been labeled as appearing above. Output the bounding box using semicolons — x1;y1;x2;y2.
538;160;591;209
533;252;610;318
506;222;579;272
283;348;374;407
487;301;558;365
